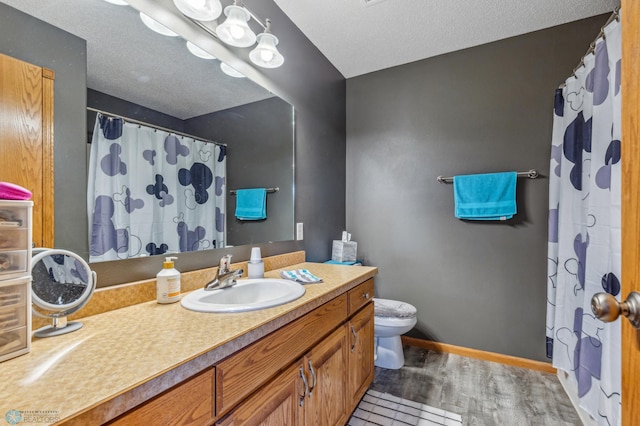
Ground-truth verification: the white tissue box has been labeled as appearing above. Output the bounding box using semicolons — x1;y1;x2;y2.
332;240;357;262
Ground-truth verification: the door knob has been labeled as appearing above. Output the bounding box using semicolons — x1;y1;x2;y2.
591;291;640;329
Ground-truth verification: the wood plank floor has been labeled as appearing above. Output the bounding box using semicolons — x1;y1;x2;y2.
369;345;582;426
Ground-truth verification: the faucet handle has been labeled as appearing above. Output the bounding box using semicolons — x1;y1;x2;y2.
219;254;232;273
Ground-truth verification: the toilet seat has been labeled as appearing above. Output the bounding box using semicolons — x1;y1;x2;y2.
373;298;417;319
374;315;416;328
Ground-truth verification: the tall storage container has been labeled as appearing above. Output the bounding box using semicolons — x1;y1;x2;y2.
0;200;32;362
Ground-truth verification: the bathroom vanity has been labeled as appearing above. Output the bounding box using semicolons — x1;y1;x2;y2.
0;260;376;425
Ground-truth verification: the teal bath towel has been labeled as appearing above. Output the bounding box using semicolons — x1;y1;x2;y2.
453;172;517;220
235;188;267;220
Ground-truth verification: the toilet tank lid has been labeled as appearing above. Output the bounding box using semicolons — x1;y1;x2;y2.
373;298;417;318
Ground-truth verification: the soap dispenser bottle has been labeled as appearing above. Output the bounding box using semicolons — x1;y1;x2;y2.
247;247;264;279
157;256;181;304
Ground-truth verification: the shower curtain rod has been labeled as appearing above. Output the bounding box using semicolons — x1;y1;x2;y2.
559;6;620;88
436;169;539;183
87;107;227;147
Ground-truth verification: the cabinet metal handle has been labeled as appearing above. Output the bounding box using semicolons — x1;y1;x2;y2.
592;291;640;328
307;359;316;397
350;324;358;352
362;292;369;299
299;366;309;407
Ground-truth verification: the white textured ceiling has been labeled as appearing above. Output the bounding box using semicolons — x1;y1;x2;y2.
1;0;273;119
274;0;620;78
2;0;620;117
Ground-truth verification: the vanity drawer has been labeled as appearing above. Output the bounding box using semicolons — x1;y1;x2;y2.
109;368;214;425
0;305;27;331
0;250;29;280
347;278;374;315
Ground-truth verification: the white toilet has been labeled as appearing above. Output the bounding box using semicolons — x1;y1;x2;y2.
373;298;418;369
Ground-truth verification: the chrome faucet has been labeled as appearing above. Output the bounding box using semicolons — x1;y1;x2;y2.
204;254;244;290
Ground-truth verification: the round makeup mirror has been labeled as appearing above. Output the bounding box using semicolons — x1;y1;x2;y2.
30;248;97;337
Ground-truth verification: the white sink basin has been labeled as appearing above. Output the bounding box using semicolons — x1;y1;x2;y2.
180;278;306;313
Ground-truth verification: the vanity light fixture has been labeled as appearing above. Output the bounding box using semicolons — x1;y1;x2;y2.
140;12;179;37
173;0;222;22
249;19;284;68
220;62;246;78
215;3;257;48
187;41;217;59
170;0;286;69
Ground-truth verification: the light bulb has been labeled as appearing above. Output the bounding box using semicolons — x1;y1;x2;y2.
249;32;284;68
260;50;274;62
230;26;245;40
215;5;256;47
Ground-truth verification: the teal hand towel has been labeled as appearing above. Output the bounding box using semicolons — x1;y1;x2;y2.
235;188;267;220
280;269;323;283
453;172;517;220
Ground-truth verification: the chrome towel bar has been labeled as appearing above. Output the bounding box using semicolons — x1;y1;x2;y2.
436;169;539;184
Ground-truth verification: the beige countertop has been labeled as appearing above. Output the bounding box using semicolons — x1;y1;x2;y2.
0;262;377;425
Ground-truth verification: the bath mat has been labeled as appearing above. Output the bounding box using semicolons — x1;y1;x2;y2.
348;389;463;426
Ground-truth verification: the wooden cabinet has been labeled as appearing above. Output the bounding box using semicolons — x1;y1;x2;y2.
109;279;375;426
348;302;375;406
303;326;349;426
347;278;373;315
0;53;54;248
215;295;348;416
108;368;214;426
216;361;304;426
218;326;349;426
217;281;375;426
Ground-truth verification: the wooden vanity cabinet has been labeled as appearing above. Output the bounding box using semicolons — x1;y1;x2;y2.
303;325;349;426
107;278;375;426
347;302;374;405
217;326;349;426
215;361;305;425
216;278;375;426
107;368;215;426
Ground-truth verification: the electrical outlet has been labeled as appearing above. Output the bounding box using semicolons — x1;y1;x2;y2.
296;222;303;240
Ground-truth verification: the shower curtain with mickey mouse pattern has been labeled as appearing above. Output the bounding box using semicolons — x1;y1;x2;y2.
88;115;226;262
546;17;621;426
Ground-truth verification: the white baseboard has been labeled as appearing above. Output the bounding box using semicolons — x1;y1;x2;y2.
556;370;596;426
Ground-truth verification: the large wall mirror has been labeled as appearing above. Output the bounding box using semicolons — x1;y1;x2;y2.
1;0;295;270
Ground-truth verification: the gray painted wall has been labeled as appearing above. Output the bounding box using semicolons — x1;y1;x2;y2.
0;1;345;282
0;3;88;257
185;97;294;247
346;15;608;361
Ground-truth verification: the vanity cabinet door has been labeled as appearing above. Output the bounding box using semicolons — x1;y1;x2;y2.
304;325;348;426
215;361;305;426
348;302;374;409
0;53;54;248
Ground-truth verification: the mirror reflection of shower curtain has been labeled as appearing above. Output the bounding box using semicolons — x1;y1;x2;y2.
546;17;621;426
87;115;226;262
